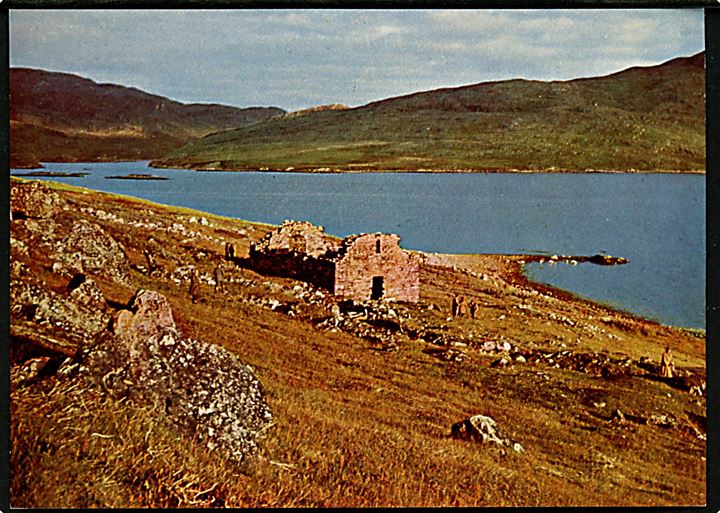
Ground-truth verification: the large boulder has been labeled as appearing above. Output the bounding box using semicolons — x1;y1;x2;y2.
52;219;129;281
10;263;111;354
10;180;67;219
79;290;273;464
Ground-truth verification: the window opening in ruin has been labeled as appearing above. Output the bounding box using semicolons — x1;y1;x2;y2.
376;239;381;254
371;276;384;300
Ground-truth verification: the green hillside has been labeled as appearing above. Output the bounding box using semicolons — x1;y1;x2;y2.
153;52;705;173
10;68;285;168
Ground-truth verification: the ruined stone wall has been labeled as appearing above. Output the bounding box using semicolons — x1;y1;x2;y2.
334;234;420;302
248;248;335;291
253;220;335;258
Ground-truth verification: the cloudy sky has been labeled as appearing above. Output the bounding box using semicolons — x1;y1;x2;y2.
10;9;704;112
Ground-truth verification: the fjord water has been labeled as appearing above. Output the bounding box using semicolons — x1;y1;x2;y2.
14;161;705;329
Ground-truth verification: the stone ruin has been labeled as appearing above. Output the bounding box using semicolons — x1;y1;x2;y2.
247;221;421;303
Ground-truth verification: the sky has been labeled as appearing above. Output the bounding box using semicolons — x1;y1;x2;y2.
9;9;705;112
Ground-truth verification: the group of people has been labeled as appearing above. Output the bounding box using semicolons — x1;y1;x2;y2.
451;295;477;319
187;241;236;303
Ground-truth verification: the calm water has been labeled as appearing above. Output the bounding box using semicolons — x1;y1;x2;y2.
12;161;706;329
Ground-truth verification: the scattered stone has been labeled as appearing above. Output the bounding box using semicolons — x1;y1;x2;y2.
482;341;497;352
611;409;626;424
424;347;466;363
647;414;676;428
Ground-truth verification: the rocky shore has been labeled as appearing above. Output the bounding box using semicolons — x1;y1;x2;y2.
148;159;706;175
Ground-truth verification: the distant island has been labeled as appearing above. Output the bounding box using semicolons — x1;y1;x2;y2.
11;53;705;173
105;173;169;181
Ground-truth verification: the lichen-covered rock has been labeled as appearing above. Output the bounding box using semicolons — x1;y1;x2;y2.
451;414;524;453
80;290;273;464
10;180;67;219
11;356;55;387
10;268;111;353
67;273;108;310
52;219;129;282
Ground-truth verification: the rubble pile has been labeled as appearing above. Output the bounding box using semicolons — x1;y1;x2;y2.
78;206;232;249
609;409;705;441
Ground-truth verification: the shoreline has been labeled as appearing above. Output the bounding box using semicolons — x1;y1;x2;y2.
148;160;706;175
424;252;704;336
9;176;707;507
10;176;704;333
12;159;706;175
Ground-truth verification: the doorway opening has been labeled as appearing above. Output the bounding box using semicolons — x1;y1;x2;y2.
371;276;384;300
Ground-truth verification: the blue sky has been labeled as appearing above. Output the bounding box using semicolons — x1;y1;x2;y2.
10;9;704;112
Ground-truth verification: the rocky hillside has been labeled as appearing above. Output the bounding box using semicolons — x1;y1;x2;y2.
153;52;705;173
10;68;285;168
10;178;706;507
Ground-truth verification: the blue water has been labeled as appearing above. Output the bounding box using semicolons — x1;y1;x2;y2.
12;161;706;329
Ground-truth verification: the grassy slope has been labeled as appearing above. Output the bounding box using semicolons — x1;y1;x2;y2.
10;180;706;507
10;68;285;167
153;53;705;173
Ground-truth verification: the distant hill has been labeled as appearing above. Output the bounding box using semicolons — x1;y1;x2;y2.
10;68;285;168
153;52;705;173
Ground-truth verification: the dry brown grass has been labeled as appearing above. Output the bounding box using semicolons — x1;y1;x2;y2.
10;180;706;507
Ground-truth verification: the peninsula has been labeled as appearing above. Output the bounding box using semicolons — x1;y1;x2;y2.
10;178;705;507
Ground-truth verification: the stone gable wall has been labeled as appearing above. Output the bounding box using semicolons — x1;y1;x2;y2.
334;234;420;302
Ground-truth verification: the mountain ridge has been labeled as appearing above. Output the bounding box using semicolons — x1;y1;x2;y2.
153;52;705;173
10;67;286;168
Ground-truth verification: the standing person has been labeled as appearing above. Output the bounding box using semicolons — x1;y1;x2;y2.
469;300;477;319
213;262;225;294
457;296;467;317
189;269;200;304
660;346;675;378
143;249;157;276
451;296;458;317
227;242;235;261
